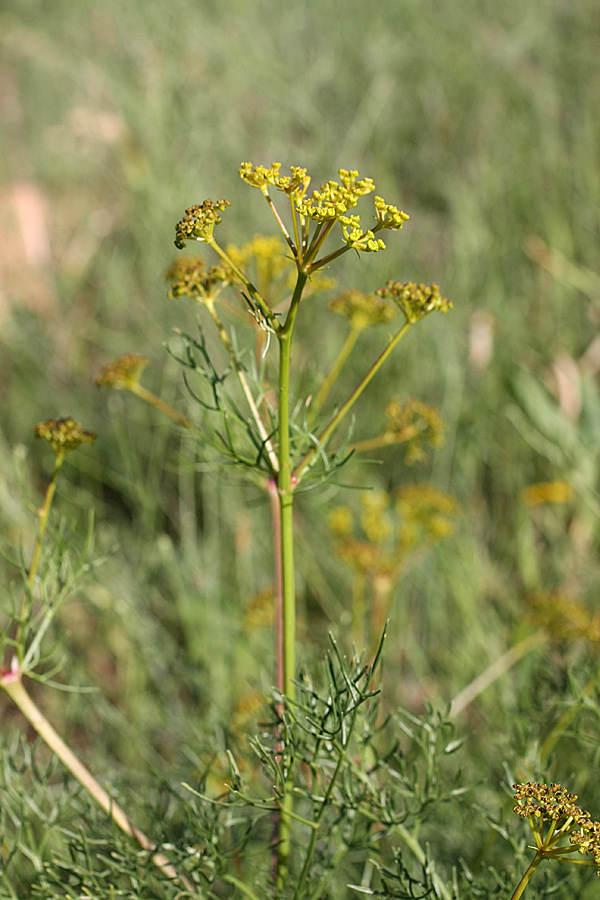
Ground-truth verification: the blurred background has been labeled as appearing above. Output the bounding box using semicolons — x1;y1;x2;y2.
2;0;600;864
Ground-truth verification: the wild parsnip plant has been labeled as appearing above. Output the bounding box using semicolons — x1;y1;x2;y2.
2;162;599;900
166;162;451;888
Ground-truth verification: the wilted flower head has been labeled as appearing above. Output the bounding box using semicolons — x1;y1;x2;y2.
34;417;96;456
514;782;586;824
174;199;231;249
95;354;150;391
377;281;452;324
329;289;396;330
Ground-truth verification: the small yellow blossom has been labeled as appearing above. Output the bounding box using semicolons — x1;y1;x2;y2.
360;492;392;543
244;588;276;630
384;398;444;464
525;593;600;644
327;506;354;537
520;481;574;507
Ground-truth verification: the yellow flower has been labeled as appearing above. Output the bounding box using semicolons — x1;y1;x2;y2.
34;418;96;455
329;289;396;330
520;481;574;506
95;354;150;390
376;281;452;324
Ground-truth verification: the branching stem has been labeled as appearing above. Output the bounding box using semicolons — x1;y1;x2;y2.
293;320;411;482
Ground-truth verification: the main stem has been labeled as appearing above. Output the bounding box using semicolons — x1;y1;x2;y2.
510;856;543;900
275;271;307;888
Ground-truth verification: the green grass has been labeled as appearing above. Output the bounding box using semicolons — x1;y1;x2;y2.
2;0;600;896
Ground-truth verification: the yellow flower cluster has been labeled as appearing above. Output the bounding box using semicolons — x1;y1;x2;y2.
395;484;457;544
166;256;235;301
239;162;311;202
33;418;96;455
296;169;375;222
525;592;600;644
377;281;452;324
339;214;386;252
95;354;151;390
514;782;600;874
328;485;457;575
383;399;444;464
226;234;293;293
374;195;410;230
328;289;396;330
520;480;574;506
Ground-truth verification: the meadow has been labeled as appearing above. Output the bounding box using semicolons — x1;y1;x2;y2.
1;0;600;896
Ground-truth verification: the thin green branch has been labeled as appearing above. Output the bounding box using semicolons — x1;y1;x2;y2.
15;452;65;649
262;189;299;262
309;326;361;422
292;708;359;900
204;296;279;474
293;320;411;483
128;382;191;427
207;236;280;333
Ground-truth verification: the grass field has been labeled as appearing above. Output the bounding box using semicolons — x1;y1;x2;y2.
2;0;600;896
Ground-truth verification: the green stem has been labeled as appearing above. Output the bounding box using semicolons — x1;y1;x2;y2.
275;270;307;889
221;873;263;900
309;326;361;422
303;220;335;268
268;478;284;696
2;676;193;893
540;664;600;768
292;716;358;900
16;452;65;648
262;188;298;262
128;382;191;428
390;822;453;900
293;320;411;483
204;297;279;474
28;453;64;589
207;236;278;332
510;855;544;900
